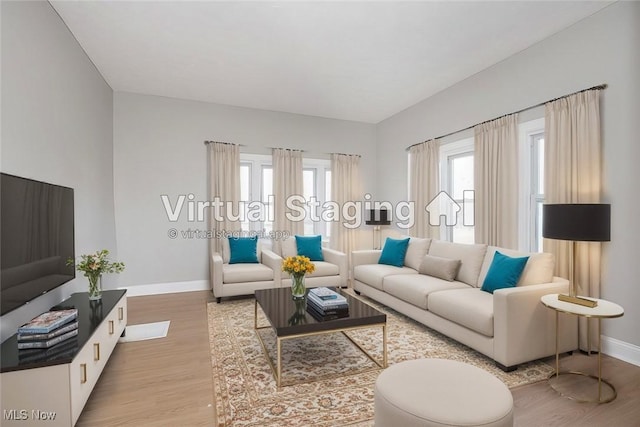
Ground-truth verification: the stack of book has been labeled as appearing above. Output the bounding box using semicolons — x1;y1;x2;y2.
17;309;79;350
307;287;349;320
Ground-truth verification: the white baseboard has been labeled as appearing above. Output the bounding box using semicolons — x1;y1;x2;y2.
602;335;640;367
118;280;210;297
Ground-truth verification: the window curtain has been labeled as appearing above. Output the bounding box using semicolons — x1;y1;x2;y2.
206;142;240;256
474;114;519;248
544;89;602;351
331;153;362;274
272;148;304;252
408;139;440;239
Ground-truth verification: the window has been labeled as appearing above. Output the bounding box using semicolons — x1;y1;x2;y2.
518;118;545;252
239;153;331;238
440;138;474;243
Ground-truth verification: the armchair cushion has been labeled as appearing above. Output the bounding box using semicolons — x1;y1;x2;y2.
228;236;259;264
295;235;324;261
222;236;262;263
307;261;339;278
223;263;273;284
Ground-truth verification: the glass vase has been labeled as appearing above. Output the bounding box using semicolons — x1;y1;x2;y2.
291;274;306;299
88;274;102;300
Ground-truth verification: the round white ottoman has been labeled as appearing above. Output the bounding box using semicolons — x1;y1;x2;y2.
374;359;513;427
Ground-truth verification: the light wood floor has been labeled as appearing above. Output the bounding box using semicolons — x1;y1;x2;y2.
77;291;640;426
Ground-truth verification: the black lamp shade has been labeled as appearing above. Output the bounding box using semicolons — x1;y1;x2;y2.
542;204;610;242
365;209;391;226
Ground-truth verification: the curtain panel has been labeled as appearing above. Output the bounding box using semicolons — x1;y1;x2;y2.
409;139;440;239
272;148;304;252
207;142;240;256
330;154;362;269
474;114;519;248
544;89;602;350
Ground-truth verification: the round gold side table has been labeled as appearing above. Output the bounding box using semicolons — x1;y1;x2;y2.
541;293;624;403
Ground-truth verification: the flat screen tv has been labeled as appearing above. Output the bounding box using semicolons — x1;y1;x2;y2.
1;173;75;316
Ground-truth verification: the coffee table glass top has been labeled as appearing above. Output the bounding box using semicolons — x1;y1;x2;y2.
254;287;386;337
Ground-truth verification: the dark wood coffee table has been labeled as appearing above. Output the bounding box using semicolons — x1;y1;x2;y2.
254;287;387;388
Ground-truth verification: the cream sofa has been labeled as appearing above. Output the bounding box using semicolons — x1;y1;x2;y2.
352;238;578;371
279;236;348;288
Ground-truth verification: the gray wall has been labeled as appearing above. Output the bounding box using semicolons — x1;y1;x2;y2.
113;92;377;287
0;1;115;342
377;2;640;347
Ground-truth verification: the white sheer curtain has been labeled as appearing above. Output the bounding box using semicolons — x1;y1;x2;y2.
544;89;602;350
474;114;519;248
207;142;240;255
409;139;440;239
331;154;362;265
272;148;304;251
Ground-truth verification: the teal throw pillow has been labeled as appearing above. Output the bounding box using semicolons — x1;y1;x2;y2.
378;237;411;267
481;251;529;293
228;236;259;264
295;235;324;261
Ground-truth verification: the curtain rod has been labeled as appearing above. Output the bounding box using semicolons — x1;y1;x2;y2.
203;140;246;146
332;152;361;157
405;83;607;151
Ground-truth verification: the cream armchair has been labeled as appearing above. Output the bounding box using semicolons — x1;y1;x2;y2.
211;238;282;303
279;236;347;288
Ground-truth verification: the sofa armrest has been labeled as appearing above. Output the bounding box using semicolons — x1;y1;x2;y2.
211;253;224;297
322;248;348;287
261;249;283;287
351;250;381;267
493;277;578;367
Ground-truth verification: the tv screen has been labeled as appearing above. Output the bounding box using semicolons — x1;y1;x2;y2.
1;173;75;315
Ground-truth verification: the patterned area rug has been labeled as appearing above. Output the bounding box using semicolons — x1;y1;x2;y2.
208;292;553;426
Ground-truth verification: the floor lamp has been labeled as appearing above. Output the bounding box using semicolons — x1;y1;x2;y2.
365;209;391;250
542;204;611;308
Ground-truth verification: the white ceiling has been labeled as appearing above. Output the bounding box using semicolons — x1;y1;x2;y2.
50;1;612;123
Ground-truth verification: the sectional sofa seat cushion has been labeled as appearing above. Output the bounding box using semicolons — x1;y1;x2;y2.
222;263;274;284
306;261;340;278
222;237;263;263
427;288;495;337
403;237;432;270
477;246;554;287
383;274;470;310
428;241;488;286
354;264;418;291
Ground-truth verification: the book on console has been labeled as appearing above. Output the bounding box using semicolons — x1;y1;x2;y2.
18;309;78;334
17;321;79;342
17;329;79;350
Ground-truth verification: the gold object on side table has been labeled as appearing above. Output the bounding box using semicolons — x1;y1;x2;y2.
557;294;598;308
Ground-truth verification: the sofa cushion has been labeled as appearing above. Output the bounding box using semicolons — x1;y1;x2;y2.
427;288;494;337
222;236;262;263
428;241;488;287
379;237;411;267
384;274;470;310
306;261;339;278
228;236;259;264
354;264;418;291
223;263;273;284
480;251;529;294
295;235;324;261
281;237;298;258
477;246;554;287
404;238;432;271
419;255;462;282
